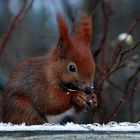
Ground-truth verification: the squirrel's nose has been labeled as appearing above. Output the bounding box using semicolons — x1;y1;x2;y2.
84;85;94;95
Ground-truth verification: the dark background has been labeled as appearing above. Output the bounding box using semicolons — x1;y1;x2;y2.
0;0;140;123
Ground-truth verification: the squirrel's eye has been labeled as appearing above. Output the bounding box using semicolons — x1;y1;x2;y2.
68;63;77;73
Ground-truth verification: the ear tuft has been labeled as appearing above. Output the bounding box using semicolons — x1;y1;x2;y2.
74;13;92;46
56;14;71;59
57;14;69;42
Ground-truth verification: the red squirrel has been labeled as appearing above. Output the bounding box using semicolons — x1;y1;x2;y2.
2;13;97;125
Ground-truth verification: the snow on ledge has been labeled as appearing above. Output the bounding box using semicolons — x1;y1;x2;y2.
0;122;140;132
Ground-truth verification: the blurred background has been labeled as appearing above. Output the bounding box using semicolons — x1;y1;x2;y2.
0;0;140;123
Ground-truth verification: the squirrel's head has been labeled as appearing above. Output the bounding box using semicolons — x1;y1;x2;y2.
52;13;95;94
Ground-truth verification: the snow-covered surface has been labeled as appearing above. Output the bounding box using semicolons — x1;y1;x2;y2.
0;122;140;132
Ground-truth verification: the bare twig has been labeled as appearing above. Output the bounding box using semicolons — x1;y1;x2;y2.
95;0;112;122
91;0;101;19
0;0;34;56
105;79;140;124
120;40;140;61
98;39;140;90
125;66;140;121
106;16;140;74
107;79;124;93
95;13;140;123
127;17;140;35
107;40;140;77
93;0;112;59
99;0;111;49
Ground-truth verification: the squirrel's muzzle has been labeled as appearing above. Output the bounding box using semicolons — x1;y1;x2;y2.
61;81;94;94
84;86;94;95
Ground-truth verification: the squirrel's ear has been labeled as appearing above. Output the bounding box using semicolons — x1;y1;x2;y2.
74;13;92;46
57;14;69;42
56;14;71;58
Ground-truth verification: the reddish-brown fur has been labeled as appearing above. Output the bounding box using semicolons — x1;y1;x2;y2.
2;13;97;125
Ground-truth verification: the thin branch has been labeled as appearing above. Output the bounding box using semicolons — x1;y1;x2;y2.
125;66;140;90
107;40;140;77
93;0;111;59
127;17;140;35
99;0;111;49
96;38;140;123
120;40;140;62
125;66;140;121
0;0;34;56
107;79;124;93
105;79;140;124
98;39;140;90
106;17;140;74
91;0;101;19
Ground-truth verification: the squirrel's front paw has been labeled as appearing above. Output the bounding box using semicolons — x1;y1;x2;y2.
88;91;98;108
73;92;93;111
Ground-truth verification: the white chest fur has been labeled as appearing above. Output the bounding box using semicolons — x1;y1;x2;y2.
46;108;76;123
